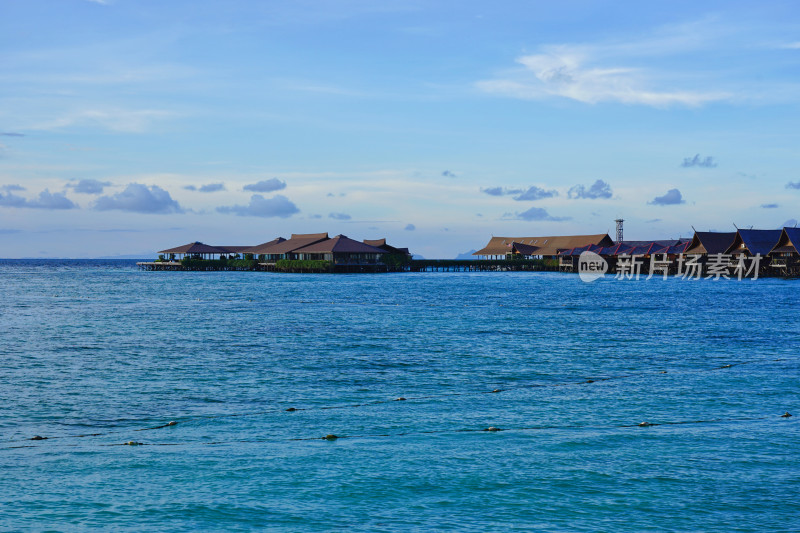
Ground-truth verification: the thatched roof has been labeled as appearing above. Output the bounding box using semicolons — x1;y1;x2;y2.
685;232;736;255
158;242;229;255
770;227;800;255
296;235;387;254
474;234;613;257
725;229;782;256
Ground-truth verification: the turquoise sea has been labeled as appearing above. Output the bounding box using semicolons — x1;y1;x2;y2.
1;260;798;532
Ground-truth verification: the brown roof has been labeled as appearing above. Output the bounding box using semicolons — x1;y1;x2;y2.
474;234;613;257
291;232;328;240
364;238;410;255
257;233;329;254
219;246;255;254
243;237;287;254
295;234;387;254
158;242;229;255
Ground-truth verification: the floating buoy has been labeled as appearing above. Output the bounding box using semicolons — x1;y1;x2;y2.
491;389;502;393
167;421;177;426
395;397;406;401
126;441;142;446
638;422;652;427
660;371;667;374
285;407;297;412
484;427;502;432
323;434;338;440
781;412;792;418
585;379;595;383
30;435;45;441
720;364;732;369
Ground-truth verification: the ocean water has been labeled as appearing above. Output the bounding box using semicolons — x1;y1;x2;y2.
1;260;798;532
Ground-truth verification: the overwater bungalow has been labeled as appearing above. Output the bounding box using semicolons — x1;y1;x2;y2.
684;232;736;258
254;233;330;262
662;241;691;256
509;242;539;259
598;243;634;257
243;237;287;258
557;244;606;271
474;234;613;260
769;227;800;275
364;238;411;258
158;242;232;260
294;234;387;266
221;245;258;257
725;229;783;258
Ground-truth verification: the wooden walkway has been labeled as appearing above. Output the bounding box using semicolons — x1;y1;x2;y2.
137;259;555;273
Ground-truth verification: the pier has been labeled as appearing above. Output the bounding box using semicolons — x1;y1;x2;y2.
137;258;556;273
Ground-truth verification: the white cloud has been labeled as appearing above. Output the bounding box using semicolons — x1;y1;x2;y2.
650;188;686;206
34;108;172;133
95;183;183;214
477;48;728;107
476;19;739;108
0;189;77;210
243;178;286;193
217;194;299;218
568;180;613;200
70;179;112;194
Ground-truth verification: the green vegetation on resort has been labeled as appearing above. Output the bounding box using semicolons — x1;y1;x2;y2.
275;259;332;272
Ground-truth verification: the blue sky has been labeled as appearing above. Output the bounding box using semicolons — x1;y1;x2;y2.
1;0;799;258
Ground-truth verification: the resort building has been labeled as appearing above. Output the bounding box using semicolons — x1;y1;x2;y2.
684;232;737;257
242;237;286;256
724;229;783;258
294;234;387;265
249;233;330;262
769;227;800;275
473;234;614;260
556;239;689;272
364;238;412;258
158;242;240;260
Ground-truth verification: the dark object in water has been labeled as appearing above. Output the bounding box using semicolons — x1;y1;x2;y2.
30;435;46;441
323;434;338;440
781;412;792;418
484;427;502;432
